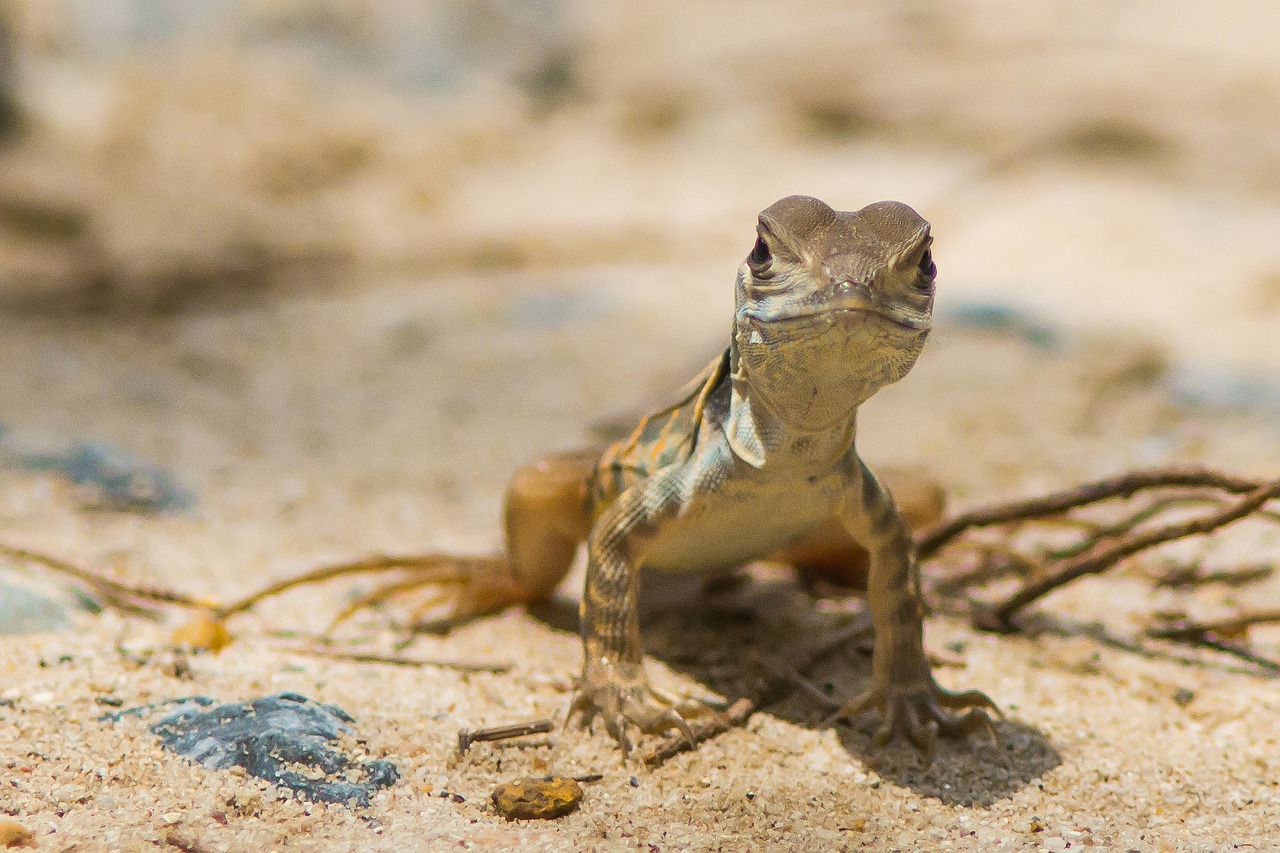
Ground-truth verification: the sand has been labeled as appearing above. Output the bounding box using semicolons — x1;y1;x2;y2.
2;2;1280;851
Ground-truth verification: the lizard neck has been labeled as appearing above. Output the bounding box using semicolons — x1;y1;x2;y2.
723;341;858;470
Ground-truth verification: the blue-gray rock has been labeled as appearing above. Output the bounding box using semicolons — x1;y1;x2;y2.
508;289;616;331
939;299;1060;350
0;432;194;513
147;693;398;806
1168;365;1280;412
0;581;71;634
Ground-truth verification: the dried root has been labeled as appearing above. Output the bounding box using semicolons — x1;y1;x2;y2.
917;466;1280;640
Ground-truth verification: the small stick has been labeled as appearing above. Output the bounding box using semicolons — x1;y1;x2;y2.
280;645;513;674
1185;639;1280;673
1041;494;1232;562
917;466;1263;559
458;719;555;754
1151;563;1273;589
0;541;211;611
642;697;755;768
1144;608;1280;642
974;476;1280;632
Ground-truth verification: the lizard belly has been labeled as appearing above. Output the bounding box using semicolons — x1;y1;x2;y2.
639;465;845;574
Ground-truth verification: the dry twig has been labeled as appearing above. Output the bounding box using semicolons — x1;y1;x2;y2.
642;697;755;767
972;475;1280;632
1151;562;1273;589
279;645;513;673
0;541;211;615
457;719;555;754
917;466;1264;559
1144;608;1280;643
914;466;1280;634
1143;609;1280;672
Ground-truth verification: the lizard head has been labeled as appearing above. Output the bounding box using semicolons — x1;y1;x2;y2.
732;195;935;428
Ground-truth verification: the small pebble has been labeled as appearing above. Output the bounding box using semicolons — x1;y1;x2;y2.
491;776;583;821
170;613;231;653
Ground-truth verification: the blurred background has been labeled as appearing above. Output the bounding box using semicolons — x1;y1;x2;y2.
5;7;1280;844
2;1;1279;346
0;0;1277;572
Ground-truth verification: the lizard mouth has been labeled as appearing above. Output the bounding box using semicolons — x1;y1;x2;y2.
740;283;932;335
851;307;932;332
824;288;932;331
756;306;932;334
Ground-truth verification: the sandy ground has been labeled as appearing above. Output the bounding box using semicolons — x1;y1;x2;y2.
2;2;1280;851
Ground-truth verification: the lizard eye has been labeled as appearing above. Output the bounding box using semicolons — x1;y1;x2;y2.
748;236;772;270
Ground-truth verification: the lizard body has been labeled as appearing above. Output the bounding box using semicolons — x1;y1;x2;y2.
465;195;995;752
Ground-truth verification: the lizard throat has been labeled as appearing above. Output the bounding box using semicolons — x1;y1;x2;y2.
732;311;928;433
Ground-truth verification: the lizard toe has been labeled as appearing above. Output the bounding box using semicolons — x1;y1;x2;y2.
834;678;1000;756
937;706;998;742
571;673;712;757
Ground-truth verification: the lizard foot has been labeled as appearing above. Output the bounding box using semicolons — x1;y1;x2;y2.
568;671;709;756
324;555;527;634
831;678;1001;760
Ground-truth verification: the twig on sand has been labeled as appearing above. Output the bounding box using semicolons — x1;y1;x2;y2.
642;698;756;768
916;466;1265;559
458;719;555;754
279;644;514;674
0;540;211;615
1140;608;1280;672
1150;562;1273;589
640;624;876;769
1144;608;1280;643
914;467;1280;634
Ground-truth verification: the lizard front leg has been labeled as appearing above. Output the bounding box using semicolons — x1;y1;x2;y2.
568;483;696;754
836;459;998;755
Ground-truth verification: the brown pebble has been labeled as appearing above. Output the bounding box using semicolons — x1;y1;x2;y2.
171;613;231;654
0;818;33;848
490;776;583;820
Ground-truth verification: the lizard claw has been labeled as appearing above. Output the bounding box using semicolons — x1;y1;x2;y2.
569;673;703;756
831;678;1000;760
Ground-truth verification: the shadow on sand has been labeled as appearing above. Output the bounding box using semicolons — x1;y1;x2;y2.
531;570;1061;807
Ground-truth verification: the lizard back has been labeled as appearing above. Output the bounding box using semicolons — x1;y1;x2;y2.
589;350;730;511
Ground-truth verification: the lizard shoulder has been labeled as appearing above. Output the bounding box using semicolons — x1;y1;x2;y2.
591;349;730;503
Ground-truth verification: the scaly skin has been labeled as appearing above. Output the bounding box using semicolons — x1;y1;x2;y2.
469;195;997;755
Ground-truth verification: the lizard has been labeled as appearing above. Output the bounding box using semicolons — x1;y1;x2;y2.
409;195;998;754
